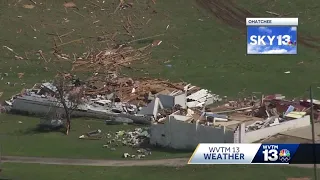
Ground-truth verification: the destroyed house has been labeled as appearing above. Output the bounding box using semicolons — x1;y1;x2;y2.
150;113;311;150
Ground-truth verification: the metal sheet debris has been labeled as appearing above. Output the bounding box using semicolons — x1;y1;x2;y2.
157;94;174;109
186;89;221;107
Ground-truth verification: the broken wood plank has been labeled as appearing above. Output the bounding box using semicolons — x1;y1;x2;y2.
29;0;37;4
56;38;85;47
87;0;102;8
133;14;144;25
56;32;63;43
38;50;47;63
73;10;85;18
266;11;280;16
126;34;164;44
3;46;18;55
123;25;133;37
214;106;254;114
114;1;122;14
60;29;75;37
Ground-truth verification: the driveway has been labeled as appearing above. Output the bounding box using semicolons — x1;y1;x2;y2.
1;156;188;167
2;156;320;168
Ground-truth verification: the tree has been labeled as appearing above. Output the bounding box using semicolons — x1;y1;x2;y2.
54;73;84;135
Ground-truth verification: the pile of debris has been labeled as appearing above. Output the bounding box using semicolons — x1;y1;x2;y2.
85;75;205;106
6;73;317;133
71;45;152;73
79;128;150;146
84;73;224;119
122;148;151;159
78;128;151;158
4;75;223;125
151;93;317;135
79;129;103;140
105;128;150;148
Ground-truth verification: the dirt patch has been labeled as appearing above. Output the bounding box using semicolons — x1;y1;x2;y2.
196;0;320;51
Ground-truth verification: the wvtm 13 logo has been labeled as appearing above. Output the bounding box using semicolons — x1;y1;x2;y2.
262;145;291;163
249;35;297;46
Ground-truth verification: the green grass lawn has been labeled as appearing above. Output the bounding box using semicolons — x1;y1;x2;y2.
0;163;316;180
0;114;190;159
1;0;320;101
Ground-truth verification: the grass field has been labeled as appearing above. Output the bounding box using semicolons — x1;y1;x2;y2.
1;0;320;160
1;0;320;101
0;163;316;180
0;114;190;159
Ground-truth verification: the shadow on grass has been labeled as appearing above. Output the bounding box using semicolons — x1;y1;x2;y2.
136;39;154;44
16;125;66;135
150;147;192;157
139;140;192;157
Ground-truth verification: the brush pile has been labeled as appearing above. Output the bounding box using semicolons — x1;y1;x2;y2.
72;44;152;73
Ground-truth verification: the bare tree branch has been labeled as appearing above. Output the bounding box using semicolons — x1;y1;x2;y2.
53;72;84;135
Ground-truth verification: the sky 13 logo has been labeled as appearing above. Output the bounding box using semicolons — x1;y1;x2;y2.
249;35;291;46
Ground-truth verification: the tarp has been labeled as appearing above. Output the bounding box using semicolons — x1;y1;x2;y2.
285;111;306;119
284;105;295;116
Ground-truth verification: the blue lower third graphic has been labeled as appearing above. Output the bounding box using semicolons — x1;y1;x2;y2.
247;26;297;54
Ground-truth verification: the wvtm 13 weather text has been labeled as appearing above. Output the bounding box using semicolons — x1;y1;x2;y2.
188;144;256;164
188;143;298;164
246;18;298;55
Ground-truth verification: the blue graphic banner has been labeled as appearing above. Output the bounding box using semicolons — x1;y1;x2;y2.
251;144;299;164
188;143;320;164
247;26;297;54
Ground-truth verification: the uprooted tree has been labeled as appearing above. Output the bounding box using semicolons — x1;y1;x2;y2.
54;73;84;135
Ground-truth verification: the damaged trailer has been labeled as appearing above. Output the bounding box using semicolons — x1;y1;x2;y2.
10;95;152;125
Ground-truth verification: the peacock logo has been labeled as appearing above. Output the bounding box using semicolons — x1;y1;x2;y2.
279;149;291;162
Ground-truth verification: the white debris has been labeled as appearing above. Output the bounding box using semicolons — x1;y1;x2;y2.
214;117;228;122
186;89;221;108
246;116;282;132
123;153;130;158
269;118;280;126
131;87;136;93
5;100;12;106
186;108;194;117
79;135;85;139
137;154;145;159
